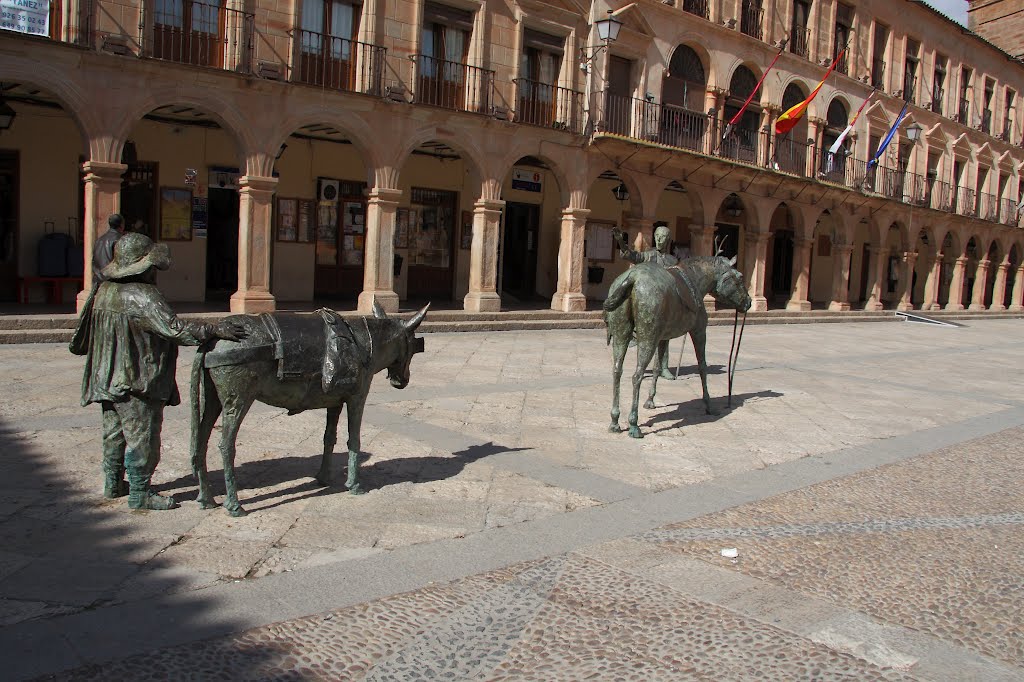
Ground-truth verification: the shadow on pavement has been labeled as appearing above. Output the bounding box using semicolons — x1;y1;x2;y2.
0;418;286;680
642;389;784;434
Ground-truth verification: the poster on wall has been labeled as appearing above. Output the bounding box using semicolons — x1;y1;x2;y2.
585;221;615;262
298;200;314;243
160;187;193;241
511;168;542;193
192;196;208;239
1;0;50;37
277;198;297;241
395;208;410;248
460;210;472;249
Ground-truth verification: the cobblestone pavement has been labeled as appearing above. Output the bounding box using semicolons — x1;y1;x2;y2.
1;319;1023;679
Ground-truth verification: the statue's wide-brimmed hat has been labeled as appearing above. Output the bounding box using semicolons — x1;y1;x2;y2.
101;233;171;281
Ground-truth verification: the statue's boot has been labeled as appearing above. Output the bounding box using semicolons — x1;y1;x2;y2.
103;471;129;499
127;467;177;510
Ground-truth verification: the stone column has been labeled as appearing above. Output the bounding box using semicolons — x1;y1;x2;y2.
551;206;590;312
828;243;854;311
1009;265;1024;311
968;259;991;311
690;224;717;311
464;198;504;312
77;160;127;311
989;261;1010;311
744;230;769;311
863;246;887;311
230;175;278;313
922;252;943;311
896;251;918;311
786;238;813;311
625;215;655;252
704;88;725;155
357;187;402;313
945;256;968;310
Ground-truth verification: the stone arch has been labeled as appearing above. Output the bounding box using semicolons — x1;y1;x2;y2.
937;230;962;307
766;201;798;307
497;143;575;209
0;60;98;156
663;43;708;112
392;127;489;197
652;179;701;258
268;110;380;179
809;209;842;306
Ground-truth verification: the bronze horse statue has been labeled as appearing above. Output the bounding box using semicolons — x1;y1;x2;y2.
190;303;428;516
604;256;751;438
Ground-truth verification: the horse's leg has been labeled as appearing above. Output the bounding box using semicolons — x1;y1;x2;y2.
218;390;256;517
192;376;223;509
344;398;367;495
609;331;630;432
629;340;658;439
690;326;720;416
645;339;670;409
316;406;342;486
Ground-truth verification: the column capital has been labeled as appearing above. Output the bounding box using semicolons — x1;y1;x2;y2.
833;243;854;255
560;206;591;220
369;187;403;204
238;175;279;193
689;223;716;235
956;255;970;265
795;237;815;249
82;161;127;181
474;198;506;212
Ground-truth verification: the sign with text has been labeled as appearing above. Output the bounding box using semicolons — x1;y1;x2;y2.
511;168;542;193
1;0;49;37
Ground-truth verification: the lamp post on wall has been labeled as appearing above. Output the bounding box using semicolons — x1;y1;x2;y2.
579;10;623;72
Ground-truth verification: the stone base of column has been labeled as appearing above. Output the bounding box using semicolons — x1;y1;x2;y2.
1009;304;1023;311
786;300;811;312
968;302;987;311
550;291;587;312
990;303;1007;311
464;291;502;312
896;302;914;312
749;296;768;312
863;300;884;311
828;300;851;312
945;302;965;311
76;289;92;314
230;290;276;314
358;290;400;314
928;303;944;311
703;294;716;312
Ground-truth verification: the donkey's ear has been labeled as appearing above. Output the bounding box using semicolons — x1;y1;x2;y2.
729;255;737;267
372;301;387;319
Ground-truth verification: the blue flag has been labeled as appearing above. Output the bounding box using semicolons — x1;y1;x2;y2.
868;102;910;170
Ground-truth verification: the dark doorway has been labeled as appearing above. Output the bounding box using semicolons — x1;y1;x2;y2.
407;187;456;301
771;229;794;303
120;161;158;238
0;151;18;302
605;55;633;135
205;187;239;299
501;202;540;301
860;242;871;303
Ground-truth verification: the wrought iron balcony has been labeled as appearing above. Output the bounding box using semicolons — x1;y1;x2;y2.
412;55;495;115
513;79;584;134
296;34;385;96
999;197;1019;226
953;186;977;216
774;136;813;177
978;192;1001;222
148;0;254;73
957;99;970;125
682;0;710;20
929;87;944;115
870;59;886;89
790;27;811;58
740;6;763;40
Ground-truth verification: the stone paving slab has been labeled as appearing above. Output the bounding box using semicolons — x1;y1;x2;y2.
1;320;1023;678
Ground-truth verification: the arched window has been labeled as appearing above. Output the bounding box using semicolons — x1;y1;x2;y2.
724;66;761;163
669;46;705;85
776;83;809;174
729;66;759;102
663;46;705;112
826;99;849;129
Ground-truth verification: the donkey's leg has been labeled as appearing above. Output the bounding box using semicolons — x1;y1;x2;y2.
192;380;223;509
645;340;670;408
316;406;343;486
658;340;676;380
690;327;719;416
609;332;630;432
218;391;256;517
629;340;658;439
344;398;367;495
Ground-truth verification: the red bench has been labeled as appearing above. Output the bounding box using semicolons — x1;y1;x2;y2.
18;276;83;305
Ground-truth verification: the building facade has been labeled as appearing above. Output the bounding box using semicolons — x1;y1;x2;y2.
969;0;1024;58
2;0;1024;315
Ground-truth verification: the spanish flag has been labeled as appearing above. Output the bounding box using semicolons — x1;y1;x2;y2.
775;48;847;135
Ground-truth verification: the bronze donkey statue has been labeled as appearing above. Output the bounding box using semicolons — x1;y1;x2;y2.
190;302;428;516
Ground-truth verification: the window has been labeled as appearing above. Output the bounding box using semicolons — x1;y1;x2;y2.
958;67;972;125
723;66;761;163
517;30;563;127
982;78;995;133
298;0;360;88
418;2;474;109
932;54;947;115
871;23;888;89
741;0;763;41
833;3;853;74
1004;88;1016;141
790;0;812;58
153;0;224;67
903;38;919;104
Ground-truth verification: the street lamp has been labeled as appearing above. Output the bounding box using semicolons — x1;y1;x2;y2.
906;121;923;144
580;10;623;70
612;182;630;202
0;98;16;132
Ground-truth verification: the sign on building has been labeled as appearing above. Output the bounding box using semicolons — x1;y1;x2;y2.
511;168;542;193
1;0;50;37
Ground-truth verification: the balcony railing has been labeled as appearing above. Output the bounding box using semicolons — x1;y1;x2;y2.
296;34;385;95
790;27;811;58
740;7;763;41
413;55;494;114
930;87;944;115
870;58;885;88
513;79;584;134
999;197;1019;226
682;0;710;19
1000;122;1013;142
149;0;254;73
953;186;977;216
978;192;1001;222
774;136;813;177
719;125;762;165
929;180;954;212
656;103;710;152
957;99;970;125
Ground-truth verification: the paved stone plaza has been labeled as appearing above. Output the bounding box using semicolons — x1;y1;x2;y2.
0;319;1022;679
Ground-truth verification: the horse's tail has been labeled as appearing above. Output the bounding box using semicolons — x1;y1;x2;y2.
602;269;636;345
189;345;209;477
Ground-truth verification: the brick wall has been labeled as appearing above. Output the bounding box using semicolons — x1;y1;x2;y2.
969;0;1024;56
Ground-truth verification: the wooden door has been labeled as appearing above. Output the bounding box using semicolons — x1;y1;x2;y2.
407;188;456;300
501;202;539;300
154;0;223;67
0;151;17;302
606;56;633;135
